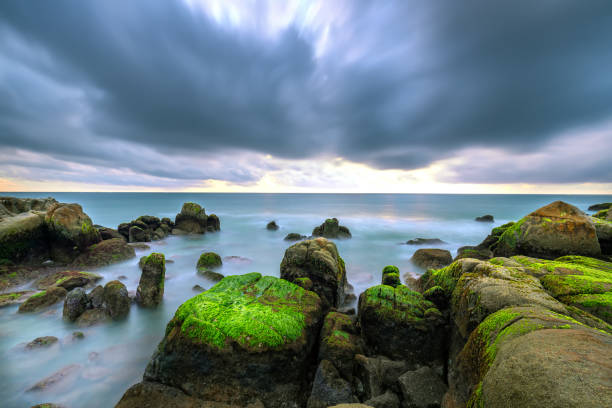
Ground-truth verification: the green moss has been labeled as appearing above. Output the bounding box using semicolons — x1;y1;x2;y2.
171;273;319;350
382;265;400;275
467;382;483;408
30;291;46;299
497;218;526;249
421;260;465;296
561;292;612;323
197;252;222;269
361;284;438;325
8;271;16;278
0;293;20;301
491;221;515;237
382;272;401;287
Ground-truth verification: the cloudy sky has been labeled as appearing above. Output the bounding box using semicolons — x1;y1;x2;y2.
1;0;611;193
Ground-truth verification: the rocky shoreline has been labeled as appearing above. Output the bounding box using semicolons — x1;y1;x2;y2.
1;197;611;407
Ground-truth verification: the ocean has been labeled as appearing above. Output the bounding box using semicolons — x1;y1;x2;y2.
0;193;610;407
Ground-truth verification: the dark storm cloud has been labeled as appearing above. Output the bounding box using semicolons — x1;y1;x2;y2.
0;0;611;185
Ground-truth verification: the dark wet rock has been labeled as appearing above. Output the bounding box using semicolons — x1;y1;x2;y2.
104;280;130;319
128;242;150;250
307;359;356;408
71;238;136;268
475;214;494;222
398;366;447;408
405;238;446;245
117;275;128;280
192;284;205;292
0;210;48;263
136;253;165;307
197;269;224;282
281;237;347;310
36;270;102;291
353;355;410;401
206;214;220;232
129;226;147;243
364;390;400;408
140;273;322;407
63;287;88;321
87;285;104;309
588;202;612;211
381;265;401;288
455;245;493;261
411;249;452;270
0;290;33;307
76;308;108;327
116;381;237;408
266;221;279;231
197;252;222;269
318;312;363;380
494;201;601;259
312;218;351;239
118;215;173;243
174;202;218;234
97;226;125;241
27;364;81;392
26;336;59;349
18;286;68;313
284;232;307;241
358;285;445;365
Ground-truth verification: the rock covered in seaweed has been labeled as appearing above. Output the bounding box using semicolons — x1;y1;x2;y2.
104;280;130;319
380;265;401;288
196;252;222;270
281;238;348;310
138;273;323;407
136;253;165;307
70;238;135;268
118;215;174;243
312;218;351;239
18;286;68;313
173;202;219;234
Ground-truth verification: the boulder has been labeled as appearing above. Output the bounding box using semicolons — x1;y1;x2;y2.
266;221;279;231
97;226;125;241
36;270;102;291
454;245;493;261
0;196;57;215
358;285;445;365
405;238;446;245
411;248;452;270
104;280;130;319
70;238;135;268
353;355;410;401
307;360;356;408
318;312;363;379
136;253;165;307
206;214;220;232
312;218;351;239
0;210;48;263
117;215;173;242
76;308;108;327
588;202;612;211
475;214;494;222
284;233;307;241
140;273;323;407
381;265;401;288
174;202;209;234
44;202;101;263
494;201;601;259
87;285;105;309
63;287;88;321
128;226;148;243
397;366;447;408
280;238;347;310
197;252;222;270
18;286;68;313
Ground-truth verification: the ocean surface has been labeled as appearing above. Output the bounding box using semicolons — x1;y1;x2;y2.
0;193;610;408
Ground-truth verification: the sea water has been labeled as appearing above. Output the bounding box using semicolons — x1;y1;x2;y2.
0;193;609;407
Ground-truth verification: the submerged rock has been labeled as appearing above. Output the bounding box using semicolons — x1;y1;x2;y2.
76;308;108;327
405;238;446;245
411;248;453;270
136;253;165;307
312;218;351;239
139;273;323;407
26;336;59;349
27;363;81;392
197;269;224;282
281;238;347;310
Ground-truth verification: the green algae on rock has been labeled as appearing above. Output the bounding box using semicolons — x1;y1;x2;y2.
196;252;222;270
136;253;165;307
381;265;401;287
70;238;135;268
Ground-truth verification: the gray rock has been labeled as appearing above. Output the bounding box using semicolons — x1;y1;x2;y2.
398;366;447;408
364;390;400;408
307;360;356;408
63;287;88;321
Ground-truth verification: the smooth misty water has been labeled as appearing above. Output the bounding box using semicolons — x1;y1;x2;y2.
0;193;610;408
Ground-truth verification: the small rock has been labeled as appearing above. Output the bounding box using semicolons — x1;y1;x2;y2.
411;249;453;270
197;252;222;269
76;308;108;327
284;232;307;241
27;364;81;392
266;221;279;230
475;214;494;222
72;331;85;340
197;269;224;282
192;284;205;292
405;238;446;245
117;275;128;280
128;242;150;250
312;218;352;239
398;366;447;408
26;336;58;349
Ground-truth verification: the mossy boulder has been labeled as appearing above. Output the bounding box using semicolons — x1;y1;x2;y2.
104;280;130;319
174;202;217;234
455;245;493;261
281;238;348;310
358;284;445;364
136;253;165;307
411;248;452;270
196;252;222;269
18;286;68;313
494;201;601;259
140;273;323;407
197;269;224;282
63;287;88;321
312;218;351;239
381;265;401;288
36;270;102;291
449;306;612;408
318;312;363;380
589;202;612;212
0;290;32;307
0;210;48;263
70;238;135;268
419;258;481;298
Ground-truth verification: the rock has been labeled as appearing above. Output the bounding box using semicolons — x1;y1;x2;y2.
129;226;148;243
592;216;612;254
140;273;322;407
0;210;48;263
266;221;279;231
44;202;101;263
588;202;612;211
281;238;347;310
405;238;446;245
494;201;601;259
318;312;363;379
76;308;108;327
18;286;68;313
353;355;410;401
174;202;211;234
128;242;150;250
87;285;104;309
358;285;445;365
222;255;252;265
97;226;125;241
0;291;33;307
475;214;494;222
116;381;226;408
36;270;102;291
307;360;356;408
422;286;447;310
411;249;453;270
72;331;84;340
197;269;224;282
26;336;59;349
63;287;88;321
329;405;374;408
27;363;81;392
381;265;401;288
455;245;493;261
118;215;172;242
398;366;447;408
312;218;351;239
364;390;400;408
207;214;220;232
285;232;307;241
70;238;136;267
104;280;130;319
192;284;205;292
31;404;64;408
136;253;165;307
197;252;222;269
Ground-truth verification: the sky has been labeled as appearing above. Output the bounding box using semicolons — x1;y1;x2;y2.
1;0;611;193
